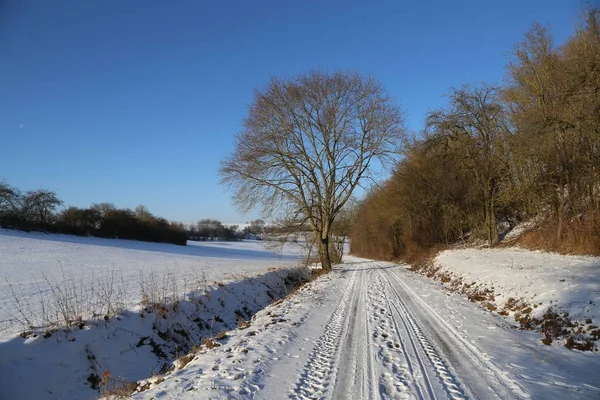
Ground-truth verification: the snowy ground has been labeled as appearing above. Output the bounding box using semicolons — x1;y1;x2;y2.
0;229;306;399
433;248;600;345
1;229;599;399
0;228;302;334
133;257;600;399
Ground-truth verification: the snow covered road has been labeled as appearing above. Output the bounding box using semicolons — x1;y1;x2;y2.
291;262;526;400
139;257;600;399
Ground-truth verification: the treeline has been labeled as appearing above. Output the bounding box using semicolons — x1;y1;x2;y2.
351;11;600;260
189;219;240;240
0;183;187;245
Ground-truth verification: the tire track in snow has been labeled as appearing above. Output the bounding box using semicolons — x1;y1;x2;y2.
386;266;530;399
368;268;422;399
289;269;358;399
331;266;378;399
363;270;379;400
290;261;529;400
373;268;443;399
378;267;466;400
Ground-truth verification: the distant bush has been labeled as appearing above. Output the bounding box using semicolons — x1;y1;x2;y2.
0;182;187;246
188;219;240;241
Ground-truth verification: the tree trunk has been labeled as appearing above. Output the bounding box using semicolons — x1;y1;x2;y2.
556;183;565;242
488;191;497;245
331;236;345;264
319;235;333;271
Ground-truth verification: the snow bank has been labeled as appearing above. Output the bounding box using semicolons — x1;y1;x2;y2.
0;265;310;399
0;229;308;399
433;248;600;348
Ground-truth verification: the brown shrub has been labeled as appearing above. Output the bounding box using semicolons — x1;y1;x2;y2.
236;315;249;329
512;218;600;256
565;336;597;351
397;243;449;271
175;354;195;370
203;338;221;349
467;288;494;303
542;331;553;345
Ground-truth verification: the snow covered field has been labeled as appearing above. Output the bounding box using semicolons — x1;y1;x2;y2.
0;229;306;399
0;228;302;334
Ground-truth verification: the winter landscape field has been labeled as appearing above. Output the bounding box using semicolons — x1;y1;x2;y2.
0;228;305;399
2;1;599;399
1;228;599;399
0;228;303;335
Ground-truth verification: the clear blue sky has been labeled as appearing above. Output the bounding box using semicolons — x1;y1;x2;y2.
0;0;582;224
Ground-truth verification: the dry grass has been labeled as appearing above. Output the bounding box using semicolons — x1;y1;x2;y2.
6;266;128;336
202;337;222;349
10;261;326;396
101;377;139;399
236;315;249;329
214;331;228;340
173;353;195;370
135;376;165;394
402;243;449;266
508;218;600;256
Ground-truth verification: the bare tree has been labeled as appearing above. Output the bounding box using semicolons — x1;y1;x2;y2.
249;219;265;235
196;219;223;239
22;189;63;228
91;202;116;219
426;85;511;245
0;182;20;214
220;71;405;270
134;204;154;222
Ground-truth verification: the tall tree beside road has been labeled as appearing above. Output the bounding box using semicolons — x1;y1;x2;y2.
221;71;406;270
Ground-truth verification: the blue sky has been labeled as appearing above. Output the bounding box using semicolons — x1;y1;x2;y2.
0;0;581;224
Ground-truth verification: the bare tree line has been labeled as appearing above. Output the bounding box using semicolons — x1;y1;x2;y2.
351;9;600;260
0;183;187;245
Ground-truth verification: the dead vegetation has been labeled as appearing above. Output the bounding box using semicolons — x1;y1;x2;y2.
8;263;322;397
506;219;600;256
350;10;600;268
124;263;329;395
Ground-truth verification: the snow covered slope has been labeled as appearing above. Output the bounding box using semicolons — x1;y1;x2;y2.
0;228;301;334
433;248;600;348
0;229;306;399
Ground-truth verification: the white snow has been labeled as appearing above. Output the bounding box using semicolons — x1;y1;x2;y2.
1;228;599;399
502;219;539;241
133;257;600;399
435;248;600;325
0;228;302;334
0;229;304;399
